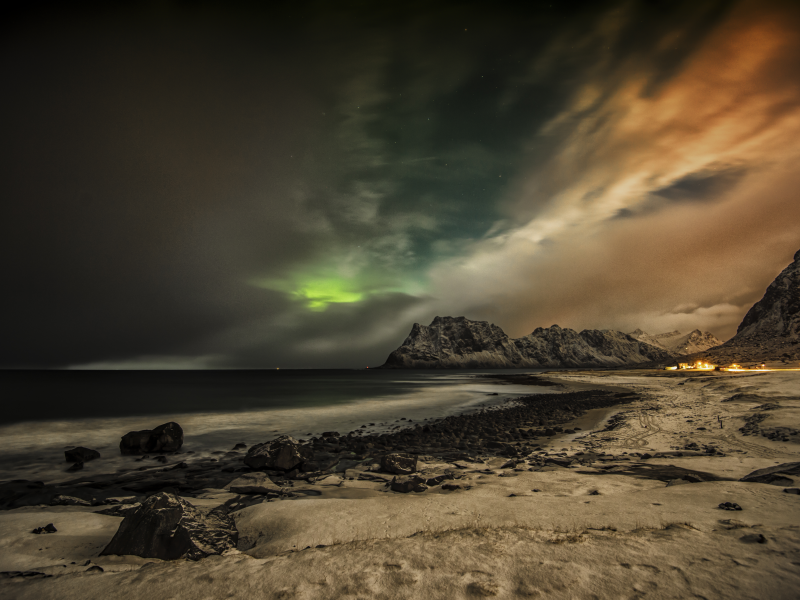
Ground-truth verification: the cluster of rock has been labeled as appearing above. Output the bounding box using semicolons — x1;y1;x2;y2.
381;317;673;368
287;389;639;466
0;389;638;512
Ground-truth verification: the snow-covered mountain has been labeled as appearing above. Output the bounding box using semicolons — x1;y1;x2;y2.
628;329;722;355
735;248;800;341
381;316;672;368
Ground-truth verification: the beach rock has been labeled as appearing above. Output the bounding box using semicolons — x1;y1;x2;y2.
718;502;742;511
739;462;800;485
441;483;463;491
227;472;279;495
243;436;313;471
390;475;427;493
784;488;800;495
65;447;101;463
120;422;184;455
101;492;237;561
380;453;418;474
31;523;57;534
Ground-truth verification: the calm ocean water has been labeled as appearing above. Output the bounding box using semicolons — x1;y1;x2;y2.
0;369;552;483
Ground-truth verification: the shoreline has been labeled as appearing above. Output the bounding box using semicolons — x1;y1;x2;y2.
2;370;800;598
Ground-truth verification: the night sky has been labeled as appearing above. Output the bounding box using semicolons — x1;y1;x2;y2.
3;0;800;369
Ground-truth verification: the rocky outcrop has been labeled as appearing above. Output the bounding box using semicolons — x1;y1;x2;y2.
684;248;800;365
101;492;237;561
628;329;722;355
243;435;314;471
381;316;672;368
120;422;183;455
736;249;800;341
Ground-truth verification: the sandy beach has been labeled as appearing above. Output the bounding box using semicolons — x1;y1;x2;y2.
2;369;800;599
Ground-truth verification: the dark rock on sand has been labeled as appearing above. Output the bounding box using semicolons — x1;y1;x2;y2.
740;462;800;485
390;475;427;493
120;422;184;455
425;474;453;486
101;492;237;561
65;447;101;463
381;453;418;475
719;502;743;511
31;523;57;534
784;488;800;495
244;436;314;471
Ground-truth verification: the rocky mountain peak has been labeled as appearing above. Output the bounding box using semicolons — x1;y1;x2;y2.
382;317;672;368
735;249;800;341
628;328;722;355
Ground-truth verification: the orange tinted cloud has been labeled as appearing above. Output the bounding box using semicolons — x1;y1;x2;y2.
429;0;800;341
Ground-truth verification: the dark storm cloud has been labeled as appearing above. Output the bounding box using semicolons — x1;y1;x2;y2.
2;0;798;368
653;167;747;202
1;2;322;366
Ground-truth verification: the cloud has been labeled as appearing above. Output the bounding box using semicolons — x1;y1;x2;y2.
652;166;747;203
3;1;800;368
425;0;800;341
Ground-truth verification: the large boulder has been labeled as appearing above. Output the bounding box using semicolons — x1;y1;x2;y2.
243;436;313;471
101;492;237;561
740;462;800;485
227;472;280;495
381;453;418;475
65;447;101;463
120;422;184;455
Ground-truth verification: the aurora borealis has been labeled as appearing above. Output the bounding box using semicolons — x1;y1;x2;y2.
2;0;800;368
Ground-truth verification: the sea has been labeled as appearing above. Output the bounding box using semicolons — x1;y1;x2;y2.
0;369;555;483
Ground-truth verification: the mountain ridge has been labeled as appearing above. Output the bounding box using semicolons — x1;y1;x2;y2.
381;317;673;369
